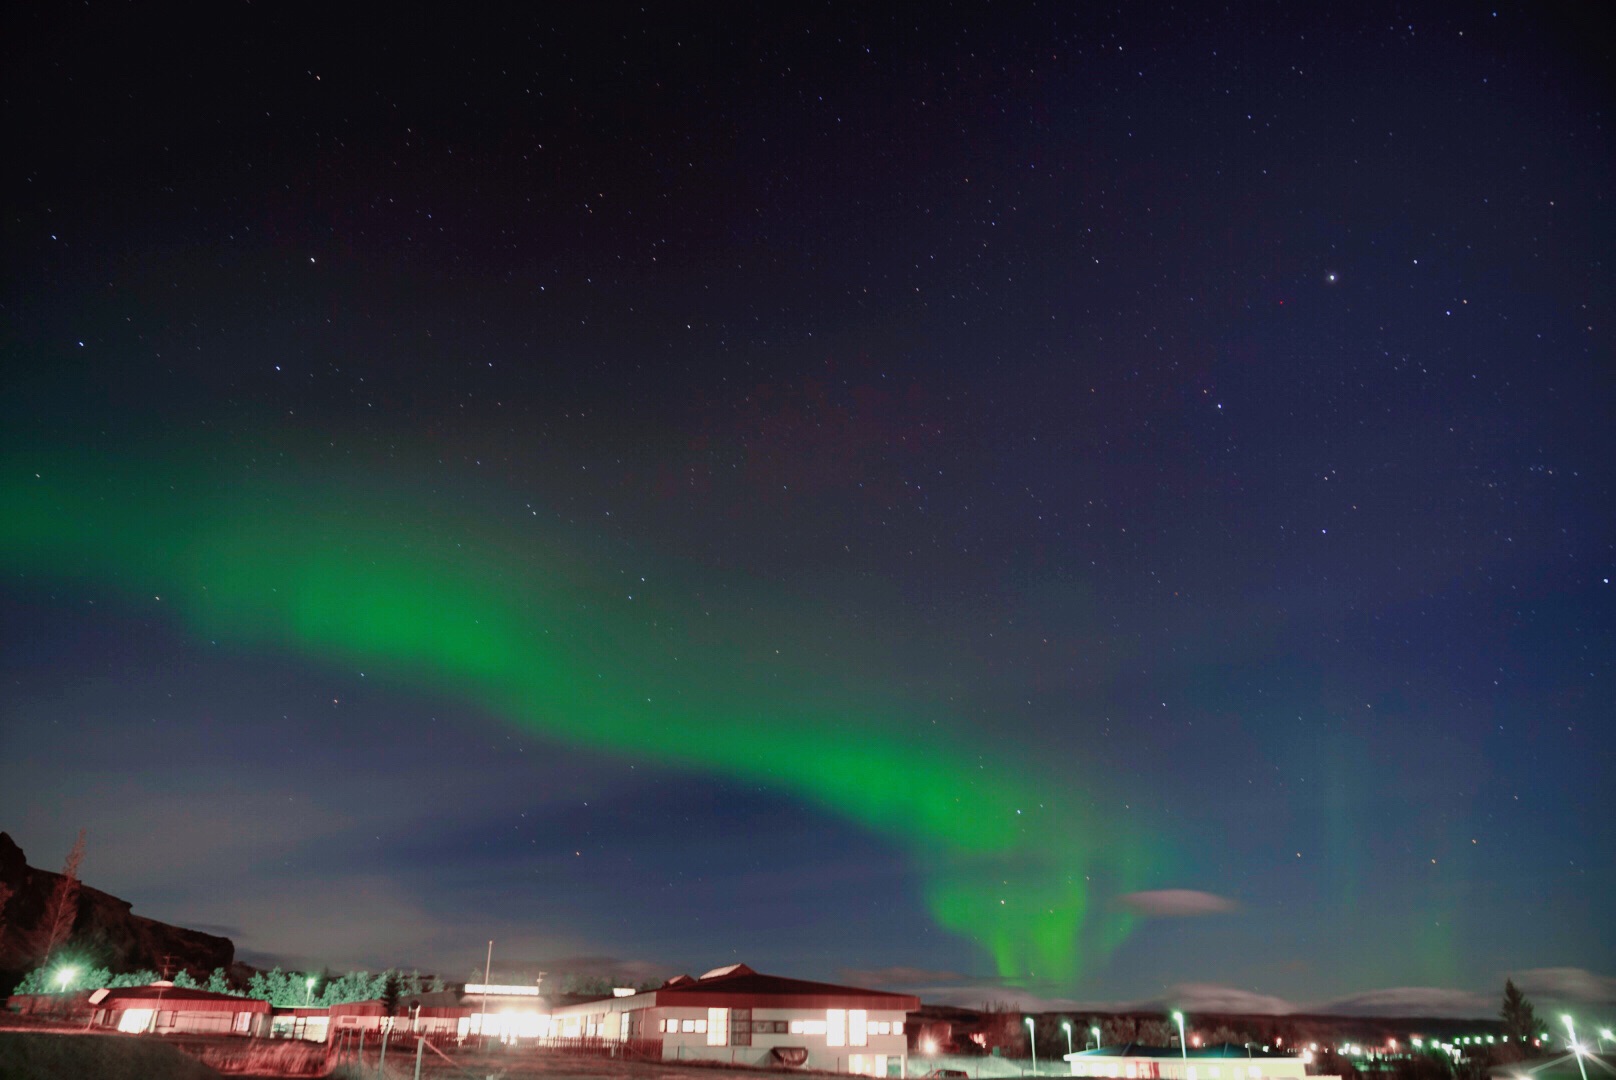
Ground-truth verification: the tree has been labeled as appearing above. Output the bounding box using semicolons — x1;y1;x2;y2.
33;830;86;962
206;968;233;994
1499;979;1540;1047
171;969;200;990
380;970;402;1015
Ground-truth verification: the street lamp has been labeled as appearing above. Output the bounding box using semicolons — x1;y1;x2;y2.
1093;1026;1103;1050
1599;1030;1613;1053
56;967;77;992
304;976;316;1006
1563;1016;1590;1080
1027;1018;1038;1075
1173;1012;1188;1061
1064;1021;1074;1056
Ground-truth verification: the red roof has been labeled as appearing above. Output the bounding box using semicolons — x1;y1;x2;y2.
651;965;920;1012
96;986;271;1013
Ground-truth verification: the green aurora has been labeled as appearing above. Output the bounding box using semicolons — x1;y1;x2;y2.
2;441;1159;983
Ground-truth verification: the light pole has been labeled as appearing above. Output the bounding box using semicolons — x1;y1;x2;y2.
56;967;77;993
1174;1012;1188;1061
1599;1030;1613;1054
304;976;316;1006
1027;1018;1038;1075
1564;1016;1590;1080
1064;1022;1074;1057
1093;1026;1103;1051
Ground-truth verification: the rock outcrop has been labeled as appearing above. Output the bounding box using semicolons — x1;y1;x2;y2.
0;832;234;993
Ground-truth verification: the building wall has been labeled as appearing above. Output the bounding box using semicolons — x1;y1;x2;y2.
1067;1057;1311;1080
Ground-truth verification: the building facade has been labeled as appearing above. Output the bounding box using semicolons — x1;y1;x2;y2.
547;964;919;1075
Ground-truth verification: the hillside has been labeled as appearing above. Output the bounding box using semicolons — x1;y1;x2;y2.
0;832;234;994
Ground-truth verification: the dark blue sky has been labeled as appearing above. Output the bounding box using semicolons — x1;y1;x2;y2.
2;2;1610;1014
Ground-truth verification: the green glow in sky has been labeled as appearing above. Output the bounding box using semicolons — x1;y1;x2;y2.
2;444;1157;982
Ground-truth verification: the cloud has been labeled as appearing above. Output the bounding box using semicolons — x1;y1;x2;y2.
839;966;969;989
1314;987;1494;1018
1119;890;1240;917
1156;984;1298;1015
1508;968;1616;1006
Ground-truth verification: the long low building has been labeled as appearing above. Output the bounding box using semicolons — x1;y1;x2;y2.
547;963;919;1075
88;984;273;1036
1065;1044;1334;1080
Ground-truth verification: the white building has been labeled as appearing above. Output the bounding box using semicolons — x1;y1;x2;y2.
1065;1044;1332;1080
548;963;919;1075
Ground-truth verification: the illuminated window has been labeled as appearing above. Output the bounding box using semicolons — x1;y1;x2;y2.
851;1009;868;1047
827;1009;848;1048
708;1009;729;1047
119;1009;154;1033
895;1022;903;1035
682;1019;697;1033
1127;1065;1138;1078
235;1012;252;1033
1210;1069;1220;1077
1189;1068;1198;1080
1248;1069;1260;1078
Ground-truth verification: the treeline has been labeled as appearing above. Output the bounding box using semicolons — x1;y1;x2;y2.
247;968;446;1008
14;966;235;995
12;964;445;1007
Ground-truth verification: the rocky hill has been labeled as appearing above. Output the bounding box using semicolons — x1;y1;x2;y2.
0;832;234;994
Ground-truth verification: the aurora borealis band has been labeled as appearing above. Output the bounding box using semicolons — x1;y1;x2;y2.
2;440;1151;982
3;1;1612;1012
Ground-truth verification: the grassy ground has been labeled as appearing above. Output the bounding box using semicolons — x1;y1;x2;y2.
0;1029;224;1079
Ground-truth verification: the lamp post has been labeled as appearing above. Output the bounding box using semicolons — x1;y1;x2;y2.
56;967;76;993
305;976;316;1006
1564;1017;1590;1080
1027;1018;1038;1075
1599;1030;1613;1053
1064;1022;1074;1056
1093;1026;1103;1051
1174;1012;1188;1061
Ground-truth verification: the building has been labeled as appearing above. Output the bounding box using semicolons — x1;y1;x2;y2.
1065;1044;1333;1080
86;983;273;1036
547;963;919;1075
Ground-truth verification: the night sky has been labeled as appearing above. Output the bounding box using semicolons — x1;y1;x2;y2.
2;3;1611;1015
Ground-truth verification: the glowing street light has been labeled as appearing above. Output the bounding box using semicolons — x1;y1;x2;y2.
1173;1012;1188;1061
304;976;316;1006
1064;1021;1074;1056
1600;1030;1613;1053
1563;1016;1589;1080
1093;1026;1103;1050
55;967;77;992
1027;1018;1039;1075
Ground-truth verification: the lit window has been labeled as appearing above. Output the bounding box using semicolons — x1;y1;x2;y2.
1127;1065;1137;1078
1249;1069;1260;1078
682;1019;697;1033
1190;1068;1198;1080
827;1009;848;1048
695;1020;707;1034
709;1009;729;1047
851;1009;868;1047
895;1022;903;1036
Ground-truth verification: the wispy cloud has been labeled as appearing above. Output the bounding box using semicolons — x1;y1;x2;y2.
1509;968;1616;1006
839;966;969;989
1137;984;1298;1015
1119;890;1240;917
1313;987;1494;1018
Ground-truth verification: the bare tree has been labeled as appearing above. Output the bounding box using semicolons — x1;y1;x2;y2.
34;830;86;962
